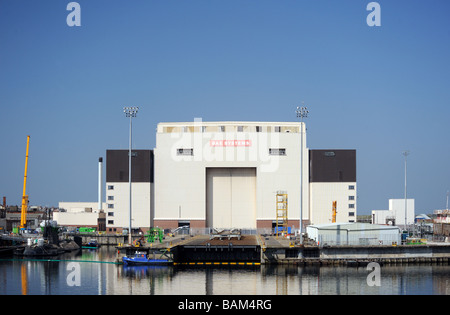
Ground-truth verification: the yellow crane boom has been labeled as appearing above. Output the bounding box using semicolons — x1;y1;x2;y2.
332;201;337;223
19;135;30;230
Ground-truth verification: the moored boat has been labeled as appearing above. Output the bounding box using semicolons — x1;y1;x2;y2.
122;251;172;266
23;243;64;257
82;239;101;249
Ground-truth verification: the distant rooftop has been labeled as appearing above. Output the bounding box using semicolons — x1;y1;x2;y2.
157;121;302;133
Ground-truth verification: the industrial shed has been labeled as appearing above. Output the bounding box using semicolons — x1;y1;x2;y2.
306;223;401;246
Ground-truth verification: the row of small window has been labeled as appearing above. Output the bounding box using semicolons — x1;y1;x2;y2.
106;205;355;211
107;215;358;225
107;187;114;211
181;126;292;133
177;148;287;156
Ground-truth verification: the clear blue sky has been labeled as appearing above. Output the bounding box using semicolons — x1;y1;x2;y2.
1;0;449;215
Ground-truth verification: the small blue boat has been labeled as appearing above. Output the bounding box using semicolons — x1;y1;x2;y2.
122;251;172;266
82;239;101;249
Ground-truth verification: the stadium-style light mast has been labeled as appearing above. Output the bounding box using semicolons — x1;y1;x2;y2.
124;106;139;245
296;104;308;244
402;150;410;231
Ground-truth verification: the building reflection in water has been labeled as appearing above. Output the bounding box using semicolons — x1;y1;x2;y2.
3;247;450;295
113;263;450;295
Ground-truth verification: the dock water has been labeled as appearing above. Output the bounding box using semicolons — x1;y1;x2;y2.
3;233;450;266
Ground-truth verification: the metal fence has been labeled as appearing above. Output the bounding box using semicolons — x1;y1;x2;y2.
316;234;402;246
173;228;274;236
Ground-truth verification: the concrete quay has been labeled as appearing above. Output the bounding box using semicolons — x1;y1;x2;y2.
261;241;450;266
115;234;450;266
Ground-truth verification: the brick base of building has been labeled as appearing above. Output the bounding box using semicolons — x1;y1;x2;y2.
153;219;309;232
256;220;305;230
153;219;206;230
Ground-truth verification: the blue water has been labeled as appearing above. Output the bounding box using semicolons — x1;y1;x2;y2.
1;247;449;295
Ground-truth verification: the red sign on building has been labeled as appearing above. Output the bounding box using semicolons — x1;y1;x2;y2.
209;140;252;147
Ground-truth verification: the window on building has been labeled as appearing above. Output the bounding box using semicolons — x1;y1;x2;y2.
349;212;355;217
274;126;281;132
107;204;114;209
177;148;194;156
107;196;114;201
349;204;355;209
237;126;244;132
107;220;114;225
256;126;262;132
348;185;355;190
220;126;225;132
349;196;355;201
201;126;206;133
269;148;286;156
108;185;114;190
108;212;114;217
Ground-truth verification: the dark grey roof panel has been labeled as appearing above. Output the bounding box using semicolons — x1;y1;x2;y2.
106;150;153;183
309;149;356;182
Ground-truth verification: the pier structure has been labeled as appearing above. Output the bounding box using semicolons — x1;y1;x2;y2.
113;232;450;266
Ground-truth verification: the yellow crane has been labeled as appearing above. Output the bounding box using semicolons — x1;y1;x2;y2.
332;201;337;223
19;135;30;231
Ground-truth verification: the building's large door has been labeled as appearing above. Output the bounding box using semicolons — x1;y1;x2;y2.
206;168;256;229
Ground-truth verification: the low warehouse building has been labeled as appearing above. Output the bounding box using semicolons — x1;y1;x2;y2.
371;198;415;227
54;202;104;228
306;223;401;246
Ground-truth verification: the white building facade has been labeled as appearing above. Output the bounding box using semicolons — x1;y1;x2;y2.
104;150;153;233
154;121;309;231
105;181;152;232
54;202;105;227
307;223;401;246
372;198;415;226
308;150;357;225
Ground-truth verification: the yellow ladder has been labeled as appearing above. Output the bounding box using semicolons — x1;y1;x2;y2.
276;192;288;238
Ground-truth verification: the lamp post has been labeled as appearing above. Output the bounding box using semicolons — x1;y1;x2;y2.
446;190;449;210
402;150;410;232
296;104;308;244
124;106;139;245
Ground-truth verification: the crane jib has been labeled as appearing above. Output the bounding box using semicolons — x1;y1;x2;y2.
20;135;30;230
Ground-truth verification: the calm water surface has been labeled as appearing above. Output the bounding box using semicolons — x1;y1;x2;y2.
1;247;450;295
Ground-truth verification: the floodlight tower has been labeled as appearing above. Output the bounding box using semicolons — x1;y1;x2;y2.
446;190;449;210
296;104;308;244
402;150;410;230
124;106;139;245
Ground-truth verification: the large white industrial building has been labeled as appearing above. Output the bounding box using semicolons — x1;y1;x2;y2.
55;120;358;234
154;121;308;231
